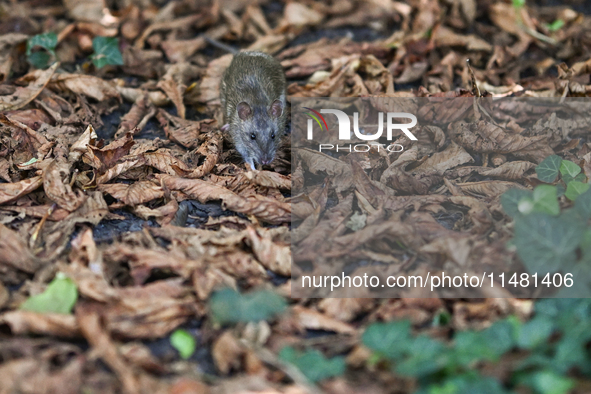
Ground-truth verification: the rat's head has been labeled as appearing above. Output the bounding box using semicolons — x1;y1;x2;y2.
233;99;284;167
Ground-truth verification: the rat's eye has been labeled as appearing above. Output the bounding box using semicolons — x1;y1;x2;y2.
271;133;275;139
250;133;256;140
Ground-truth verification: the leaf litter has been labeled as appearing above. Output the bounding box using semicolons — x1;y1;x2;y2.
0;0;591;393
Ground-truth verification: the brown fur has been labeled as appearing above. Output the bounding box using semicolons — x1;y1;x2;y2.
220;51;287;168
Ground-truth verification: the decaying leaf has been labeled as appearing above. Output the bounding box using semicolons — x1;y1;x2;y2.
1;63;58;111
157;175;290;224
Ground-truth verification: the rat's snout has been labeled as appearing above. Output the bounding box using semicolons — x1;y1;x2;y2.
259;154;274;166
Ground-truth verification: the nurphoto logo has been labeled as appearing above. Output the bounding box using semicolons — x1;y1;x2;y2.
304;108;418;153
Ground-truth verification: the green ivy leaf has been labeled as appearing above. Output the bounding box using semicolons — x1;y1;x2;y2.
535;155;562;183
426;374;509;394
209;288;286;325
529;185;560;215
565;181;590;201
501;188;532;217
480;319;516;356
575;187;591;220
514;211;584;274
395;335;447;378
361;320;412;360
559;160;581;183
454;331;500;366
516;316;554;349
522;370;574;394
91;36;124;69
278;347;345;383
26;32;57;69
170;329;196;359
19;272;78;314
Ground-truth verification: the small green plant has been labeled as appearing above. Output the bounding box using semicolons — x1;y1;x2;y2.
208;288;286;325
362;299;591;394
26;32;57;69
501;155;591;295
19;272;78;314
512;0;526;8
91;36;124;69
545;19;565;32
170;329;196;360
26;32;123;70
278;346;346;383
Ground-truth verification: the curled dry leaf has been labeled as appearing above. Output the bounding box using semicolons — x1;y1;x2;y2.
280;2;323;28
157;175;291;225
176;131;223;179
290;305;356;334
244;170;291;190
116;94;153;137
412;142;474;175
198;54;233;104
246;226;291;276
99;181;165;206
4;109;53;130
450;120;554;163
212;331;244;375
317;298;375;322
0;63;58;111
50;73;120;102
87;133;135;173
297;148;353;193
76;303;141;394
115;85;170;106
0;310;80;337
159;109;219;149
0;176;43;205
43;159;87;211
68;124;97;164
455;180;527;198
0;223;39;273
143;151;192;175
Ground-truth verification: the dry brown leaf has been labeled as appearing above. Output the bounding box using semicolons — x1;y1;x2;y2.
157;78;185;120
42;159;87;211
175;131;223;179
99;181;165;206
246;226;291;276
0;311;80;337
280;2;323;28
244;170;291;190
290;305;356;334
456;180;527;198
296;148;353;193
87;133;135;173
0;176;43;205
157;175;291;224
0;223;39;274
50;73;120;102
413;142;474;174
1;63;58;111
116;94;153;137
212;331;244;374
69;124;97;164
76;303;141;394
198;54;232;104
317;298;375;322
450;120;554;163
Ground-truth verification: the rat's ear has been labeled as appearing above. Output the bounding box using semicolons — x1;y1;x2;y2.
237;102;252;120
269;99;283;118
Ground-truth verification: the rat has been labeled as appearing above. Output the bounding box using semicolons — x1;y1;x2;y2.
214;43;287;170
